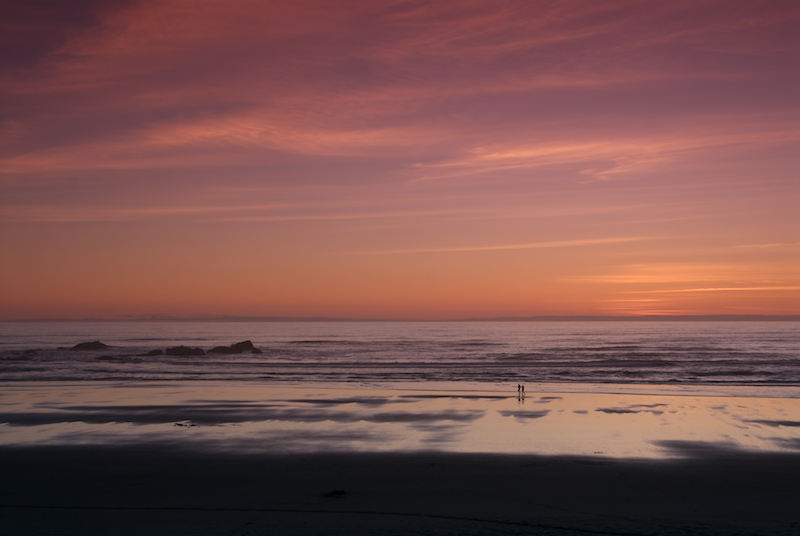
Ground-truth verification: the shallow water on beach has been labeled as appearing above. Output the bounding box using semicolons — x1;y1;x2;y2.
1;382;798;458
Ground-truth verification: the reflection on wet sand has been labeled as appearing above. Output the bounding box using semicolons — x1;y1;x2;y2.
1;382;798;458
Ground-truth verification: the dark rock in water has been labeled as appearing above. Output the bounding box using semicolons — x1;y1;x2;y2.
208;340;260;354
144;349;163;356
70;341;109;351
231;340;255;352
165;346;205;356
23;349;39;356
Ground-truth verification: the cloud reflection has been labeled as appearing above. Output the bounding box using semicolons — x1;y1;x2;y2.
744;420;800;428
652;440;745;457
596;404;667;415
497;410;550;421
1;404;483;426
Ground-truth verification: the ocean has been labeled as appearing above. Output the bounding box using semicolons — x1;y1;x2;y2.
1;321;798;387
1;321;799;458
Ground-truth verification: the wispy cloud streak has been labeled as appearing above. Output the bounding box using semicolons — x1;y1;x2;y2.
634;287;800;294
353;237;648;255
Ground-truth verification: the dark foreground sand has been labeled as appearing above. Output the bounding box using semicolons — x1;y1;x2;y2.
2;445;798;535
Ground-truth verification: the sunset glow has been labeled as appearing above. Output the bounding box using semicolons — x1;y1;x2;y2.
2;0;798;319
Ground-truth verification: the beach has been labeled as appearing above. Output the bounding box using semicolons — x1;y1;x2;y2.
2;322;799;533
3;446;799;535
2;382;799;535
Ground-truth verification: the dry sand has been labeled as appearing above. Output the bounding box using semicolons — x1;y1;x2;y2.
2;445;799;535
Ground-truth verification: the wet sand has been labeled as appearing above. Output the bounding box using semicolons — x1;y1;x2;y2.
2;382;799;457
1;382;799;534
2;445;799;535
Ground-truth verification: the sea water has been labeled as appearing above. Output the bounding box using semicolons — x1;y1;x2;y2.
1;321;799;456
0;321;798;386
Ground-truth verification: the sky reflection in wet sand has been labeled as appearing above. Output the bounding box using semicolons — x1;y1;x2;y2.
1;383;798;458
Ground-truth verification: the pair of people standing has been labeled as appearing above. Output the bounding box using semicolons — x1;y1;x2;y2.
517;384;525;396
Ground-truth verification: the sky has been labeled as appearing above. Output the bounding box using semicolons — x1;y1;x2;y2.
1;0;799;320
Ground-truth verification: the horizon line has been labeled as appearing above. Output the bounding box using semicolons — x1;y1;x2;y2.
2;314;799;322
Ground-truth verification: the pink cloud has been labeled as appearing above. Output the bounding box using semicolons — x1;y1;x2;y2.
1;0;798;317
